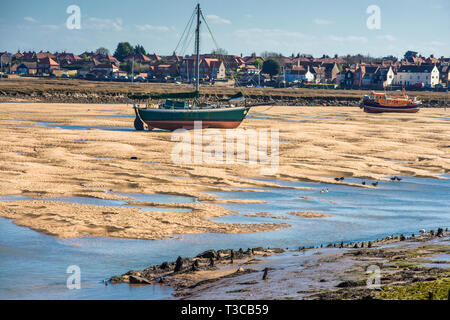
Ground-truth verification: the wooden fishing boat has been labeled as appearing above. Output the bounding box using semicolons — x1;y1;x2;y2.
360;90;421;113
130;4;254;131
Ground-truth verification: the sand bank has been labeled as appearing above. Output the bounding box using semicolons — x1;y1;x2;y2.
0;103;449;239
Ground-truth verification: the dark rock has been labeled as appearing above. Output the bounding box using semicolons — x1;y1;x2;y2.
130;156;138;160
400;234;406;241
209;257;215;267
336;280;364;288
196;249;218;260
129;275;152;285
174;256;183;272
192;260;200;271
262;267;269;280
160;261;169;270
437;228;443;237
109;276;122;284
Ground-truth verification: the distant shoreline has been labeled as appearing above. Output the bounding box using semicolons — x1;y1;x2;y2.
1;77;449;107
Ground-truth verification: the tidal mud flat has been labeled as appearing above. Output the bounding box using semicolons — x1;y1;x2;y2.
109;230;449;300
0;102;449;299
0;103;449;240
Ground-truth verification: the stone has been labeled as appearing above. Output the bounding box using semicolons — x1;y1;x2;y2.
129;275;152;285
174;256;183;272
196;250;218;260
191;260;200;271
336;280;363;288
262;267;269;280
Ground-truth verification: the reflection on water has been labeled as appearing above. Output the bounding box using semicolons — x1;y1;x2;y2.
0;176;449;299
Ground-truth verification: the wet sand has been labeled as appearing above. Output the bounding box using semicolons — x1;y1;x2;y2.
0;103;449;239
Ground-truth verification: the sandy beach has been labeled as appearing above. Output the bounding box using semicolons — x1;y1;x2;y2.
0;103;449;239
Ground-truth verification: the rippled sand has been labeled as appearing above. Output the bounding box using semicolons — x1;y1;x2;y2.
0;103;448;239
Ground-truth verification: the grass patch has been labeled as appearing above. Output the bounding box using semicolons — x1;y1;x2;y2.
376;278;450;300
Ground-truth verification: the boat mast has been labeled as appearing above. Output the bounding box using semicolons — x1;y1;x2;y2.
194;3;201;92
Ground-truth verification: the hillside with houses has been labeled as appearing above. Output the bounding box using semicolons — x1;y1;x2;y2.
0;47;448;91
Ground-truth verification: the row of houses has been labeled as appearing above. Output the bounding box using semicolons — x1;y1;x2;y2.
1;50;449;88
277;60;448;88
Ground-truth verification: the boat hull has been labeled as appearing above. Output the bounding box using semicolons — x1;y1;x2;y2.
360;100;421;113
143;120;242;130
137;106;250;131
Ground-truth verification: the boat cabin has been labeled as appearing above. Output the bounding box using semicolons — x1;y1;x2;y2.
366;92;413;106
163;99;189;109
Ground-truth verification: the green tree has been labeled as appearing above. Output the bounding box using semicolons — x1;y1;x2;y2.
253;58;263;69
404;51;418;60
113;42;134;61
95;47;110;56
262;59;281;79
134;44;146;55
211;48;228;56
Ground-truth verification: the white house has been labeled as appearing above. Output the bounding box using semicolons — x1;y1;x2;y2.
285;66;315;82
394;65;440;87
373;66;395;87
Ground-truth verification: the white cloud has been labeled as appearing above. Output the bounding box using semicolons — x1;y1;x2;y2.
24;17;37;23
428;40;445;46
236;28;312;40
86;17;123;31
136;24;170;32
329;35;368;43
313;18;332;25
376;34;396;41
41;25;60;30
206;14;231;25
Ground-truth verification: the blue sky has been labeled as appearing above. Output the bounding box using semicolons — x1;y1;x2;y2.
1;0;448;58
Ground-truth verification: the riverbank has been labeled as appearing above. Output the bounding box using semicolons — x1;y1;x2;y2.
109;229;450;300
1;78;449;107
0;103;449;240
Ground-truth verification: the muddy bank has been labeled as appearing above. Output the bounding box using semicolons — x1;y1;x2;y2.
108;229;450;300
1;89;448;108
1;78;449;107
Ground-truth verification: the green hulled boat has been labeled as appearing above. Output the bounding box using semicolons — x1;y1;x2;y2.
130;4;253;131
